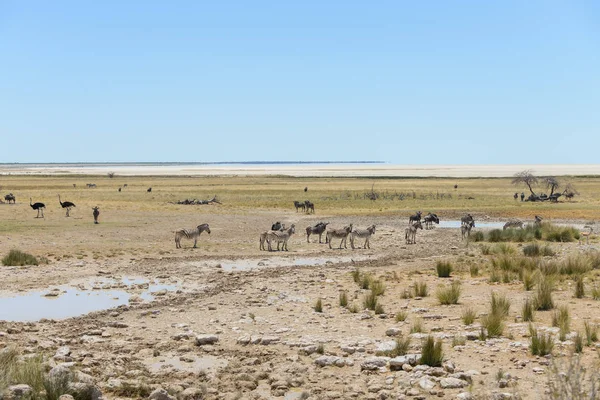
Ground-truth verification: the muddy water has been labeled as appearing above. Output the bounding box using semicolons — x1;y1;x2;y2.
219;255;374;271
0;278;180;322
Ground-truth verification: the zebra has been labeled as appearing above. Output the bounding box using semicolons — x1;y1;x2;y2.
175;223;211;248
534;215;543;228
260;223;286;250
306;222;329;243
405;221;423;244
266;224;296;251
423;213;439;230
326;224;353;249
461;220;475;240
86;183;97;188
350;225;376;249
304;200;315;213
461;214;475;227
503;220;524;230
409;211;422;225
294;201;306;212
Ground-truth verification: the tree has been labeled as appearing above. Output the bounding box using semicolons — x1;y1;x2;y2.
542;176;560;196
563;183;579;200
512;170;538;196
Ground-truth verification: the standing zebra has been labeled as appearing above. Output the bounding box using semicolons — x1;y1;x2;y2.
326;224;353;249
350;225;376;249
265;224;296;251
461;214;475;226
306;222;329;243
534;215;543;228
260;223;286;250
175;223;211;248
461;220;475;240
405;221;423;244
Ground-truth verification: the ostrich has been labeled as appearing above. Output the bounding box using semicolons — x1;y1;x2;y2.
147;187;152;193
93;207;100;224
58;195;76;217
30;198;45;218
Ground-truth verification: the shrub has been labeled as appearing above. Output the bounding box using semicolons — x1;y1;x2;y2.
574;275;585;299
584;321;598;346
370;280;386;296
561;256;592;275
523;243;541;257
552;305;570;341
410;318;424;333
351;269;361;283
548;355;600;399
348;303;359;313
316;344;325;354
470;264;479;277
481;311;505;338
490;292;511;318
522;270;537;291
360;273;372;289
339;291;348;307
363;292;378;311
522;298;535;322
480;244;492;255
420;336;443;367
535;275;554;310
488;229;503;243
472;231;485;242
395;311;408;322
494;243;516;255
374;303;385;315
436;282;461;305
574;332;584;353
401;288;414;299
541;245;556;257
461;307;476;325
379;337;411;357
2;249;39;266
314;298;323;313
436;261;453;278
489;270;501;283
592;286;600;300
529;325;554;356
414;281;428;297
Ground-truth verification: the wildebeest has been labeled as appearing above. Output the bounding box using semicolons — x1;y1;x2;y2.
423;213;439;230
294;201;306;212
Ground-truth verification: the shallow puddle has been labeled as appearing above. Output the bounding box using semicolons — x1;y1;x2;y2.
0;278;180;322
438;220;505;229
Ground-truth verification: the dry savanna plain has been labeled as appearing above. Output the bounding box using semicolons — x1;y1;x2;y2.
2;174;600;400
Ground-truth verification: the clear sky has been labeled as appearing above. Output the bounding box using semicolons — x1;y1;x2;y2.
1;1;599;163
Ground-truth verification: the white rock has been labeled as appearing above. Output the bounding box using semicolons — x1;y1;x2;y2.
360;356;389;371
418;377;436;390
440;377;469;389
195;334;218;346
149;388;176;400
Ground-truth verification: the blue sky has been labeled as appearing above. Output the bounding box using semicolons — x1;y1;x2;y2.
1;1;599;163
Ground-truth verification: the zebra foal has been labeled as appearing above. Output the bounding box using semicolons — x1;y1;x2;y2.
503;219;524;230
350;225;376;249
405;221;422;244
461;220;474;240
175;223;211;248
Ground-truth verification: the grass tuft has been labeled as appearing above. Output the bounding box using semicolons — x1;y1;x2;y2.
461;307;476;325
2;249;40;266
414;281;428;297
552;305;570;341
410;318;424;333
529;325;554;356
420;336;444;367
363;292;378;311
314;298;323;313
534;275;554;311
436;261;453;278
584;321;598;346
395;310;408;322
522;298;535;322
339;291;348;307
436;281;461;305
574;275;585;299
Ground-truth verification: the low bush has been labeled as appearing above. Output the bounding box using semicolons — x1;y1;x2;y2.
436;261;453;278
339;291;348;307
378;337;411;357
534;275;554;310
420;336;443;367
490;292;511;317
314;298;323;313
395;311;408;322
461;307;476;325
363;292;378;311
436;281;461;305
2;249;40;266
574;275;585;299
584;321;598;346
522;298;535;322
529;325;554;356
414;281;428;297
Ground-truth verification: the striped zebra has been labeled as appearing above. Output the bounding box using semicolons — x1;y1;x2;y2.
266;224;296;251
326;224;353;249
350;225;376;249
503;219;524;230
461;214;474;226
306;222;329;243
461;220;474;240
534;215;543;228
405;221;423;244
260;223;286;250
175;223;211;248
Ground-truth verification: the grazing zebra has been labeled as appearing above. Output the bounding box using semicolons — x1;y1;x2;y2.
350;225;376;249
405;221;423;244
534;215;543;228
461;220;475;240
294;201;306;212
86;183;97;188
423;213;439;230
304;201;315;213
409;211;422;225
260;223;287;250
266;224;296;251
326;224;353;249
306;222;329;243
175;223;211;249
461;214;475;226
503;220;524;230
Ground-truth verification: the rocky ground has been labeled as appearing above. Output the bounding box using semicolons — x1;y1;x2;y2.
1;212;599;400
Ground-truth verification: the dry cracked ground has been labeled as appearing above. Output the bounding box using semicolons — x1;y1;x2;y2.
1;211;600;400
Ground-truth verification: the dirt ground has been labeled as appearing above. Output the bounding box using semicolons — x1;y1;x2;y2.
1;176;599;400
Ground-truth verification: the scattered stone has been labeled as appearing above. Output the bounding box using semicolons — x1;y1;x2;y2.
3;384;33;400
315;356;348;367
386;327;401;337
149;388;176;400
440;377;469;389
260;336;280;345
418;377;436;391
195;334;219;346
360;356;389;371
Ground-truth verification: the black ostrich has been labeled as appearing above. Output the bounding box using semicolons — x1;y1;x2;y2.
30;198;45;218
147;187;152;193
58;194;76;217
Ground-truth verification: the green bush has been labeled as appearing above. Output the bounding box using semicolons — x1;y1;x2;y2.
535;275;554;310
370;280;386;296
490;292;511;317
436;282;461;305
522;298;535;322
363;292;378;311
436;261;453;278
552;305;570;341
574;332;584;353
420;336;443;367
472;231;485;242
414;281;428;297
2;249;40;266
530;325;554;356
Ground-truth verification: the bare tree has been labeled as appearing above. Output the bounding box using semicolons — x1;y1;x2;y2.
563;183;579;200
512;170;538;196
107;171;116;178
543;176;560;196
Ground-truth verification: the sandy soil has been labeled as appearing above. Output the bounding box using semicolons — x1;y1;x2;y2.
1;206;598;400
2;163;600;177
